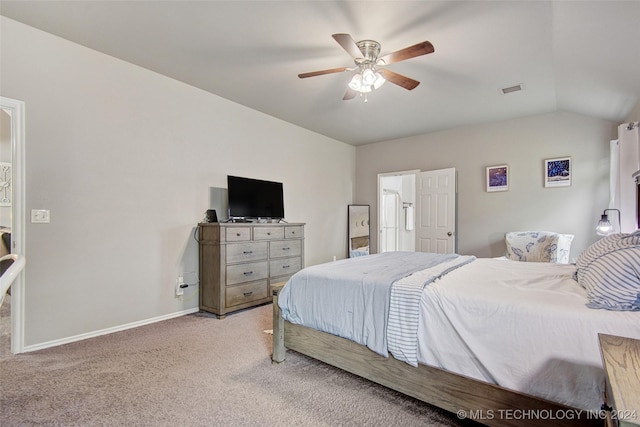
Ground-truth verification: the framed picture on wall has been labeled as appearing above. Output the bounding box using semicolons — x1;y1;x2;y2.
544;157;571;187
486;165;509;192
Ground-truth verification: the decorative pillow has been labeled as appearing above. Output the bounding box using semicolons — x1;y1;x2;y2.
575;231;640;311
505;231;574;264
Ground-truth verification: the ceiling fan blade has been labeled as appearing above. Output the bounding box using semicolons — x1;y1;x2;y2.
332;33;363;59
377;41;434;65
298;67;348;79
379;69;420;90
343;88;357;100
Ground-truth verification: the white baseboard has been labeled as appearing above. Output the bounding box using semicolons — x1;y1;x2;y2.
22;307;200;353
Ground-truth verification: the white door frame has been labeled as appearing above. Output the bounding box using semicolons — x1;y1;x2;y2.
1;96;26;354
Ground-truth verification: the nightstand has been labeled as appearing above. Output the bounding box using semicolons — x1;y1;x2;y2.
599;334;640;427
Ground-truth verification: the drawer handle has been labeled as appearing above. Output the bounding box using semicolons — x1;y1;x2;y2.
243;271;253;276
236;233;241;236
282;247;290;251
243;291;253;297
243;250;253;255
282;265;290;269
290;231;296;235
267;232;271;235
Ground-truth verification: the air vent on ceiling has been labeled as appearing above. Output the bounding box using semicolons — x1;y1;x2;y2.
500;84;524;95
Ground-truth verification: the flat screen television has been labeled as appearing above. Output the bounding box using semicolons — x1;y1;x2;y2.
227;175;284;220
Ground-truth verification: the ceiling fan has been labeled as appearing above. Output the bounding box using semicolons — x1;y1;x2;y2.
298;33;435;101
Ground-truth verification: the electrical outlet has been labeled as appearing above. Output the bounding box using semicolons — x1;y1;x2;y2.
176;275;184;296
31;209;51;223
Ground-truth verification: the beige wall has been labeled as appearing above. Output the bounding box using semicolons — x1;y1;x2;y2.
625;99;640;123
356;111;617;259
1;17;355;348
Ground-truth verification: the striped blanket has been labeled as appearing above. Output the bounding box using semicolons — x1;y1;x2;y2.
387;255;476;366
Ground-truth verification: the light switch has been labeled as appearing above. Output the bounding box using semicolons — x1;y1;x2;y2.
31;209;50;223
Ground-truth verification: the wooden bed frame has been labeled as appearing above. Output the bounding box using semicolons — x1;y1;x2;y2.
271;284;603;427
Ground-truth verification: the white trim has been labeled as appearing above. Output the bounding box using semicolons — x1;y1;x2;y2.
0;96;26;354
610;139;620;210
22;308;199;353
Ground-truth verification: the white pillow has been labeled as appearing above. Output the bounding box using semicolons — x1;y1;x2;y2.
505;231;574;264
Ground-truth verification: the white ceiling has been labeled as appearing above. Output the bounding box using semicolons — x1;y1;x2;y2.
2;1;639;146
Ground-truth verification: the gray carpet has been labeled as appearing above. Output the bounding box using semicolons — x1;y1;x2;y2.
0;303;474;426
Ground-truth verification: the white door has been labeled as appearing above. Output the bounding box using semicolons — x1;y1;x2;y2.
415;168;456;253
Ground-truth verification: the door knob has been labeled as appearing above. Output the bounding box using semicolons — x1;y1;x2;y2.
447;232;453;236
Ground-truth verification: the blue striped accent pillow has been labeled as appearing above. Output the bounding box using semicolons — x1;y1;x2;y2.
575;231;640;311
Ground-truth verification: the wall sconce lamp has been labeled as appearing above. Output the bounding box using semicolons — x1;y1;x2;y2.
595;208;621;236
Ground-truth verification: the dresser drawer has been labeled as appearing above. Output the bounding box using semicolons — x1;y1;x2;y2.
270;256;302;278
226;227;251;242
226;261;268;285
269;239;301;258
253;227;285;240
285;226;304;239
226;281;268;307
226;242;268;263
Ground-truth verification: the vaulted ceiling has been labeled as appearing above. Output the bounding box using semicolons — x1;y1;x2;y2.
2;1;639;145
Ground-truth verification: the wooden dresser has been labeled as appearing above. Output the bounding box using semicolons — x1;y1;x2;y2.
198;222;304;318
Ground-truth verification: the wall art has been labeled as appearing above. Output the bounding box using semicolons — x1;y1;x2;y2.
544;157;571;187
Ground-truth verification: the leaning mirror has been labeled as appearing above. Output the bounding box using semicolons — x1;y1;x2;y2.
348;204;370;257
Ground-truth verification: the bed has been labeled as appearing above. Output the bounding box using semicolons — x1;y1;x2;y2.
272;233;640;427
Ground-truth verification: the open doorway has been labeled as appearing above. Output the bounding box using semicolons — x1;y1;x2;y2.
0;96;26;356
0;108;11;358
378;170;418;253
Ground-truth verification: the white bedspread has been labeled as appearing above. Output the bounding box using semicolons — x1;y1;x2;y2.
418;258;640;411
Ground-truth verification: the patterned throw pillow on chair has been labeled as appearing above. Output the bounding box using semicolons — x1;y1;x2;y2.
505;231;574;264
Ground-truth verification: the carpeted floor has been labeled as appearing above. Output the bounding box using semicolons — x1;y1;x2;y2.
0;303;476;426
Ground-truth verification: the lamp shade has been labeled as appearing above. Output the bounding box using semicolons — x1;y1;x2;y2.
595;208;621;236
348;68;386;94
595;214;612;236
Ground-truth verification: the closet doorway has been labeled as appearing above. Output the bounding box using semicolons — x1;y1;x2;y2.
0;96;26;355
378;170;418;253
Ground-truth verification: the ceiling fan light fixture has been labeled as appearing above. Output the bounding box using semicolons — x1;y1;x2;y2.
348;68;386;94
373;72;385;90
348;73;363;90
362;68;376;85
299;34;434;101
